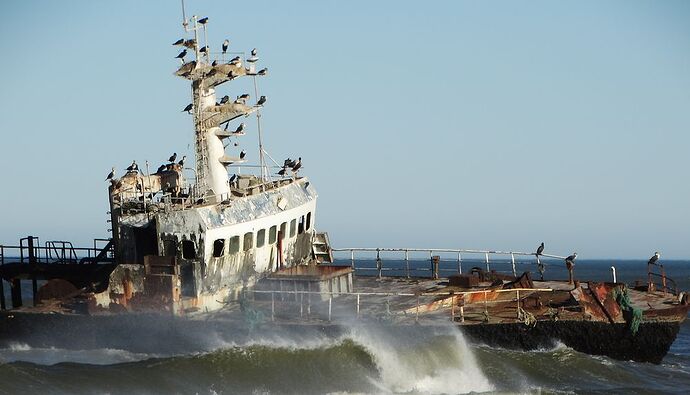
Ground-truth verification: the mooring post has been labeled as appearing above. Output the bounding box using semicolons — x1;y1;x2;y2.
28;236;38;306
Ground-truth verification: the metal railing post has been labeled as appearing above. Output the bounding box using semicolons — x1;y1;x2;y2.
405;249;410;279
485;252;490;272
356;293;360;319
516;290;520;319
610;266;617;283
271;291;275;321
328;294;332;322
511;253;516;276
457;252;462;274
376;249;382;279
350;249;355;269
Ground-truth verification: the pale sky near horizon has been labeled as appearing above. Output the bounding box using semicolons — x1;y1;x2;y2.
0;0;688;259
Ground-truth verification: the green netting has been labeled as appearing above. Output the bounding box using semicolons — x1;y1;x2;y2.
613;286;642;335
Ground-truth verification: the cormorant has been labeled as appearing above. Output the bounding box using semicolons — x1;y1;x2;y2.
126;160;138;172
257;95;266;106
648;252;661;265
172;38;184;46
178;155;186;167
239;150;246;159
565;253;577;264
536;242;544;256
234;123;245;134
220;95;229;104
257;68;267;76
182;103;193;113
168;152;177;163
175;49;187;61
198;17;209;25
222;39;229;54
105;167;115;181
292;157;302;172
277;166;287;176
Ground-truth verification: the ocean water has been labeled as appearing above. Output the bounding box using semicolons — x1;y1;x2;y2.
0;259;688;394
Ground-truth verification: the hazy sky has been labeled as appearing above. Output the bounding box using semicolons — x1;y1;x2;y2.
0;0;688;259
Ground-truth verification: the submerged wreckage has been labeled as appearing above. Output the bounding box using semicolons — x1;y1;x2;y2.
0;11;687;364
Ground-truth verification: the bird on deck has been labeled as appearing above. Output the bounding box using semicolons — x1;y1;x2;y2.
227;70;235;79
648;252;661;265
565;253;577;264
178;155;186;167
256;96;267;106
126;160;139;172
105;167;115;181
182;103;193;113
222;39;229;54
234;123;245;134
277;166;288;177
292;157;302;172
220;95;230;104
168;152;177;163
175;49;187;62
536;242;545;256
257;68;268;76
240;150;246;160
172;38;184;46
198;17;209;25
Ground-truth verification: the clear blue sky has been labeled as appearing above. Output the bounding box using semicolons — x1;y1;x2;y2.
0;0;688;259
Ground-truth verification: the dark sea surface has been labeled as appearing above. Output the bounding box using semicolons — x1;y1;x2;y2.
0;259;689;394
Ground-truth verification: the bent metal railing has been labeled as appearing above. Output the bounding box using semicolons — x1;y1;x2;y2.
331;247;568;279
243;287;555;324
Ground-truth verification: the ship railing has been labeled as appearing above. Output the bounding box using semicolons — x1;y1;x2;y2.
647;261;678;295
241;287;555;324
331;247;567;280
0;237;114;265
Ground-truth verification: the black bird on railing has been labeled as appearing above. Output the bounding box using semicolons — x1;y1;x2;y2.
222;39;229;54
168;153;177;163
105;167;115;181
292;157;302;172
565;252;577;264
198;17;209;25
536;242;544;256
234;123;245;134
257;96;266;106
126;160;138;172
648;251;661;265
178;155;186;167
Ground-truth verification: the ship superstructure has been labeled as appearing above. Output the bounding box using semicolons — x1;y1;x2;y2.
104;13;321;313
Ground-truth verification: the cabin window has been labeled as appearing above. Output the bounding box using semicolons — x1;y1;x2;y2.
306;212;312;230
228;236;240;253
298;215;305;234
269;226;277;244
257;229;266;248
243;232;253;251
212;239;225;257
163;239;177;257
280;222;287;240
182;240;196;259
289;219;296;237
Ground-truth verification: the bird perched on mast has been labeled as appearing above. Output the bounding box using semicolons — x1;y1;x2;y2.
105;167;115;181
277;166;288;177
220;95;230;105
648;251;661;265
126;160;139;172
172;38;184;46
292;157;302;172
536;242;544;256
234;123;245;134
222;39;229;54
197;17;209;25
168;153;177;163
175;49;187;63
257;68;268;76
178;155;186;167
257;96;267;106
239;150;246;160
182;103;193;113
248;48;258;63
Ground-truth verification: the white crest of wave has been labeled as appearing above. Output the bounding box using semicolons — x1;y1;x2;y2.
348;325;494;394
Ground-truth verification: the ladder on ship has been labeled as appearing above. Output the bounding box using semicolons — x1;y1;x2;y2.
312;232;334;263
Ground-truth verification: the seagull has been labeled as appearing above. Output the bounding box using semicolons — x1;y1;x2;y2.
256;95;266;106
126;160;138;172
220;95;229;104
239;150;246;159
257;68;267;76
536;242;544;256
172;38;184;46
648;252;661;265
292;157;302;172
222;39;229;54
168;153;177;163
178;155;186;167
175;49;187;61
198;17;209;25
277;166;287;176
182;103;193;113
234;123;245;134
105;167;115;181
565;253;577;264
